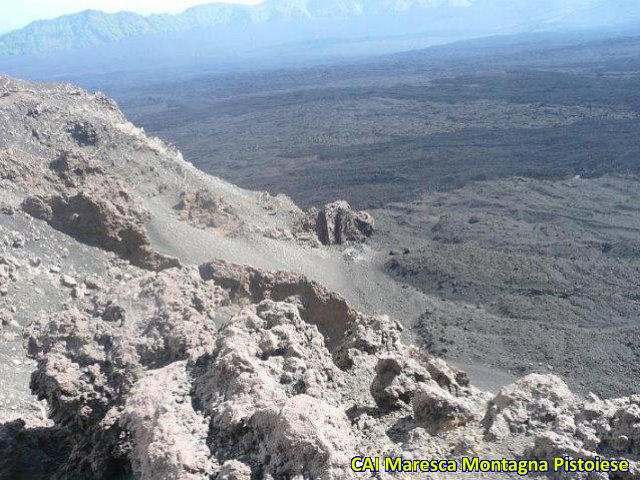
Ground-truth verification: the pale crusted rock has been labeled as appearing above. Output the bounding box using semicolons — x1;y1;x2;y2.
60;274;77;287
262;226;295;241
0;255;19;283
26;267;228;477
484;374;578;440
371;354;431;409
49;150;106;187
199;259;357;349
424;355;471;396
452;435;483;455
412;381;478;432
0;308;19;329
530;426;640;480
217;460;251;480
529;431;592;479
2;331;18;341
370;345;473;411
593;396;640;456
20;151;179;271
486;413;510;441
121;362;215;480
333;313;403;368
192;300;344;420
0;149;47;187
527;395;640;479
85;276;104;290
252;394;356;480
177;189;240;230
191;300;353;480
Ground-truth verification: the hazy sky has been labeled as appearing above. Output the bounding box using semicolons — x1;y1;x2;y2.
0;0;263;33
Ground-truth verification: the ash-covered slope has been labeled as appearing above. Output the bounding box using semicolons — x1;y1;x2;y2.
1;76;639;479
0;76;375;261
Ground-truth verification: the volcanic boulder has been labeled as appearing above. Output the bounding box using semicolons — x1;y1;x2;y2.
199;259;357;349
21;151;179;271
176;189;240;231
484;374;578;440
302;200;374;246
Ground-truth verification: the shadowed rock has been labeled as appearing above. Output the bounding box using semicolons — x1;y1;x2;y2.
199;259;357;349
21;151;180;271
0;415;71;480
301;200;374;246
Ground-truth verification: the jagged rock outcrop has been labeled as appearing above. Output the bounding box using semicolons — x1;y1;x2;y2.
191;300;355;479
19;151;179;270
370;348;483;433
17;258;490;479
484;374;578;440
23;261;367;478
177;190;240;231
528;395;640;479
199;259;357;349
25;267;228;477
412;381;479;432
1;76;315;244
121;362;215;480
300;200;374;246
371;354;431;409
15;257;640;480
460;376;640;477
370;348;476;412
21;253;640;480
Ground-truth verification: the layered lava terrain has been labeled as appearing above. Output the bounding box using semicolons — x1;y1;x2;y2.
0;76;639;479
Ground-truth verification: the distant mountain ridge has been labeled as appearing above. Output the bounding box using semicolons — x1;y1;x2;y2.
0;0;638;57
0;0;462;56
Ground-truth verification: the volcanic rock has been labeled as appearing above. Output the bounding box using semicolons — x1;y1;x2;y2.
25;266;228;477
529;396;640;478
2;75;640;480
412;381;478;432
0;309;19;329
199;259;357;349
21;153;180;271
370;354;431;409
484;374;578;440
301;200;374;246
176;189;239;230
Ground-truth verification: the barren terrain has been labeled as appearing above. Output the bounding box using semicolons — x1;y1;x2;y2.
107;33;640;398
1;30;640;480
